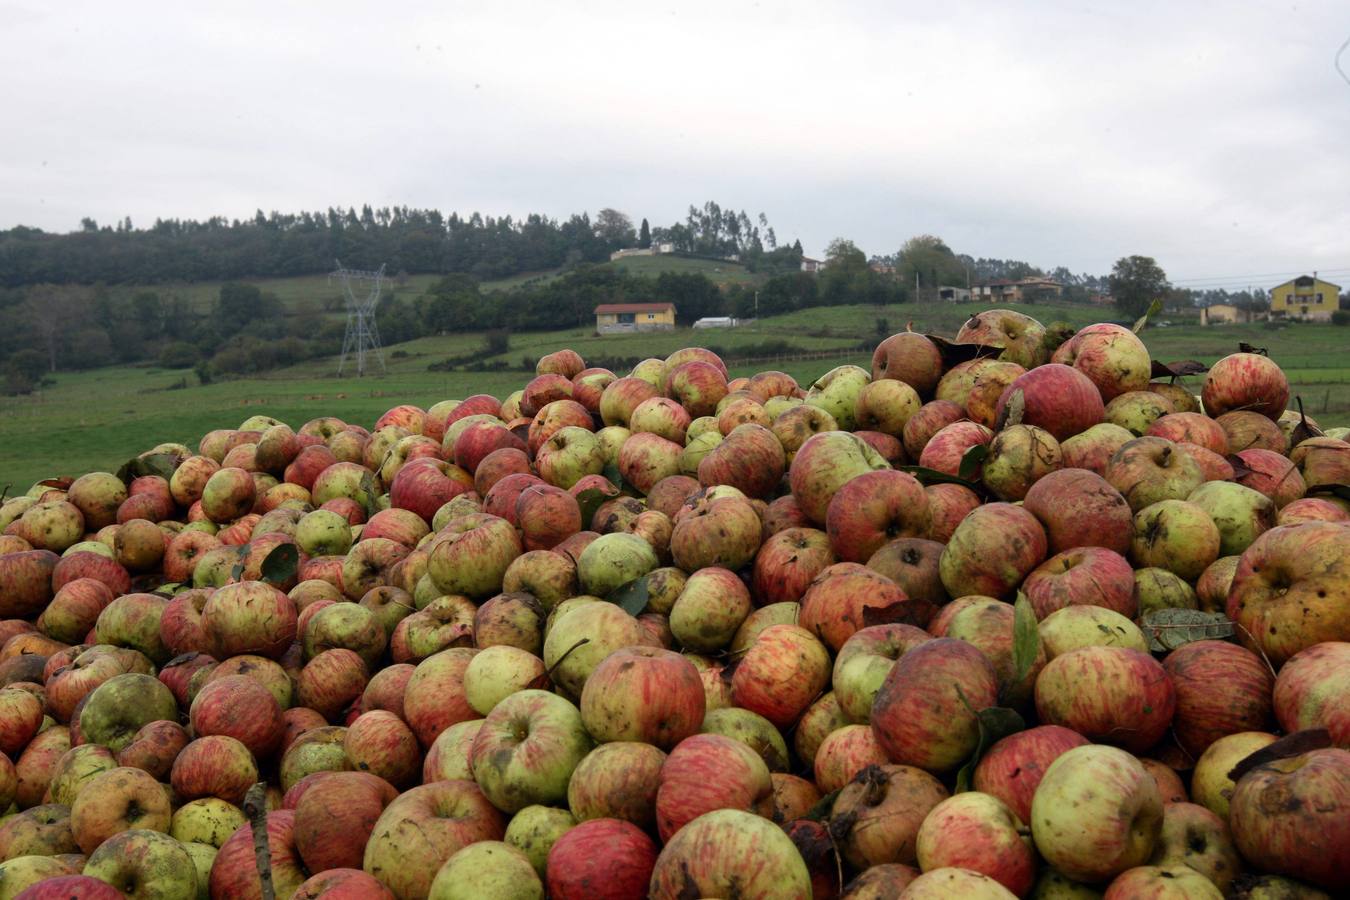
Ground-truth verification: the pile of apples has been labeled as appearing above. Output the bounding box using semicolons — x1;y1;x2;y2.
0;308;1348;900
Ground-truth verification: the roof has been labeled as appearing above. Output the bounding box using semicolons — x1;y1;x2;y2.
593;302;675;315
1272;275;1341;291
980;277;1062;288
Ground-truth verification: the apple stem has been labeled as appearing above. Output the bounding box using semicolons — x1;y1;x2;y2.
244;780;275;900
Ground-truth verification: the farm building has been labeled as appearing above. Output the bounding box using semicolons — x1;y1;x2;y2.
1199;304;1253;325
1270;275;1341;322
971;277;1064;304
594;302;677;334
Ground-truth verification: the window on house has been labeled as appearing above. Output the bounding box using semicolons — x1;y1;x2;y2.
1315;293;1323;303
618;313;635;324
647;313;655;320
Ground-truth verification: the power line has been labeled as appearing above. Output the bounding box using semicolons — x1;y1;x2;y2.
1169;267;1350;287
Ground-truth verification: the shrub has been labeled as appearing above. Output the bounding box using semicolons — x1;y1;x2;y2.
157;342;200;369
1332;310;1350;326
2;368;35;396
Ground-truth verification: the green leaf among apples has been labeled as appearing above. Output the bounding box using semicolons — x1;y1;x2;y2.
957;444;988;481
895;465;981;491
115;451;181;487
802;788;842;823
259;542;300;587
574;486;618;529
1131;298;1164;334
1011;592;1039;687
953;685;1026;793
607;574;651;617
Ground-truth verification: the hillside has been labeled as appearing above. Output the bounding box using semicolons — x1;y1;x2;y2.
68;254;765;316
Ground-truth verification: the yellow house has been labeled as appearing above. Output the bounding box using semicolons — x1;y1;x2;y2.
1270;275;1340;322
595;302;676;334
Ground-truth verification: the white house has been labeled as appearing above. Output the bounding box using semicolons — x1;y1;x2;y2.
608;242;677;261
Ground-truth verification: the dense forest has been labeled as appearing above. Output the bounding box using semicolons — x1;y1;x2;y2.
0;202;795;287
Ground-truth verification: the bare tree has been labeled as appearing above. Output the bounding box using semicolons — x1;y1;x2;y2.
23;284;89;372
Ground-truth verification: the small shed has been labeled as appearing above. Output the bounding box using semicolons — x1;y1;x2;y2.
595;302;677;334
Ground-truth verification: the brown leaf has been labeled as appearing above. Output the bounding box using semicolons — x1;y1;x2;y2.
1237;342;1268;356
996;389;1026;430
525;670;553;691
861;601;928;628
928;334;1003;367
1226;454;1255;480
1227;729;1333;783
1149;359;1209;379
37;477;75;490
1289;396;1324;445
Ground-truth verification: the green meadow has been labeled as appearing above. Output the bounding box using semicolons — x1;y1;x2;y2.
2;299;1346;491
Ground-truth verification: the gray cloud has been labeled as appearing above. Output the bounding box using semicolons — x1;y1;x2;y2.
4;0;1350;285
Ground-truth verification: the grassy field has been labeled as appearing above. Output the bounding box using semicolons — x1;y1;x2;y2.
2;301;1347;491
609;254;763;286
95;272;440;316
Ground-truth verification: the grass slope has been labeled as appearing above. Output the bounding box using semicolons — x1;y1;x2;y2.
2;302;1347;490
84;254;763;315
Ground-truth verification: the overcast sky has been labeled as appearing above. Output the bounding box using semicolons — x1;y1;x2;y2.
4;1;1350;288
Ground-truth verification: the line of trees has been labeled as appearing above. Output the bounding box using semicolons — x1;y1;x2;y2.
0;202;799;288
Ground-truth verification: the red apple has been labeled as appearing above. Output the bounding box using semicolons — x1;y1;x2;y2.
1227;522;1350;667
799;562;922;651
654;733;773;842
1023;467;1134;555
830;763;949;869
649;808;811;899
1273;641;1350;747
871;638;1000;773
871;332;943;396
1229;748;1350;890
730;624;831;727
825;469;930;564
578;647;704;749
751;527;835;606
916;792;1036;896
1203;352;1290;420
547;817;658;900
1163;640;1273;757
1036;646;1176;752
939;503;1047;600
996;363;1105;442
1026;548;1138;625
